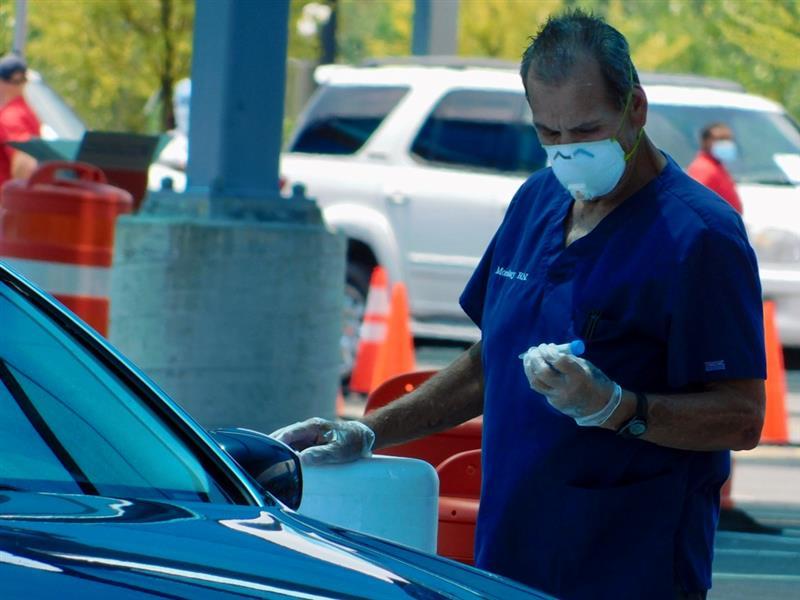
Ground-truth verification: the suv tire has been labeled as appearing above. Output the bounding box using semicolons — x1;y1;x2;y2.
341;261;373;387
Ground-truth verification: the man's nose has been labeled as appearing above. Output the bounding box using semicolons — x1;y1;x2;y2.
558;133;583;145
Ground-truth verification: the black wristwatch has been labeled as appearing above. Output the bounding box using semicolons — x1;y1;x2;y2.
617;392;648;438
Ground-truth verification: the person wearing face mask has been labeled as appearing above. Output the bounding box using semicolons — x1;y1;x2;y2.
687;123;743;214
271;10;765;600
0;54;41;187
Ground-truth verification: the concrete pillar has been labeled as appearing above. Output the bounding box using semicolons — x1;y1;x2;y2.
110;0;345;434
111;198;344;432
412;0;459;56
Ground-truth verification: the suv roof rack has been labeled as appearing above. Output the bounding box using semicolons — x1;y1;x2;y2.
638;72;744;92
360;56;521;71
358;57;746;92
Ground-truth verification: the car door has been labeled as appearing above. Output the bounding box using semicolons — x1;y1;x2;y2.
385;89;545;321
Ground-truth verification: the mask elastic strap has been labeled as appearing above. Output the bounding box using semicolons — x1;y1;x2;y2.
617;62;643;162
624;128;644;161
614;65;635;136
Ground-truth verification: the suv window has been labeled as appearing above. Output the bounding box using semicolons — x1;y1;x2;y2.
648;104;800;185
411;89;546;175
289;85;409;155
25;72;86;141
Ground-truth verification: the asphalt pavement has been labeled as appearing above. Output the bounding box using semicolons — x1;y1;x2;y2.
715;385;800;599
342;343;800;599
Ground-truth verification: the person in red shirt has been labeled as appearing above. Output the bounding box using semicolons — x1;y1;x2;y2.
688;125;777;536
0;54;41;187
686;122;743;214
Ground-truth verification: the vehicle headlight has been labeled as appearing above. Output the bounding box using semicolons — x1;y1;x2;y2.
751;228;800;264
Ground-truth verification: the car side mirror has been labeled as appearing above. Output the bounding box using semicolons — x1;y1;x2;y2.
209;427;302;510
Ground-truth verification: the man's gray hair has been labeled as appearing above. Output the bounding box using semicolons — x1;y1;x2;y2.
520;9;639;109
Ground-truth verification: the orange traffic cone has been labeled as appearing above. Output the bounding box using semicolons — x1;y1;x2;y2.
761;301;789;444
720;472;735;510
719;301;784;523
369;282;416;393
349;267;390;394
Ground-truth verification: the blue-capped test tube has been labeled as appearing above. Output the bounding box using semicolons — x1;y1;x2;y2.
555;339;585;356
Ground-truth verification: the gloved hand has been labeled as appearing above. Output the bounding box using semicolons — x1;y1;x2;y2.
270;417;376;465
521;343;621;426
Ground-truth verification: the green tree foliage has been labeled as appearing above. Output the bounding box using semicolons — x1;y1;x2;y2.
24;0;193;133
459;0;563;60
336;0;412;63
288;0;412;64
0;2;15;55
459;0;798;120
598;0;800;120
288;0;322;61
11;0;797;133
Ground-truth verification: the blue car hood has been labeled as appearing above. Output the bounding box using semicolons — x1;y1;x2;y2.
0;491;544;599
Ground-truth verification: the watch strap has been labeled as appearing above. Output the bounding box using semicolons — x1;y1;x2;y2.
634;392;647;420
616;392;648;438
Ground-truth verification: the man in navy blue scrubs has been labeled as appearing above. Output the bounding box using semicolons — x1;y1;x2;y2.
272;10;766;600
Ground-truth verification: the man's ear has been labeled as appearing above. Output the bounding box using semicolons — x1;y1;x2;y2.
630;85;648;128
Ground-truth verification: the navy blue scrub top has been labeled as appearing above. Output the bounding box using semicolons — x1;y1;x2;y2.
460;156;766;600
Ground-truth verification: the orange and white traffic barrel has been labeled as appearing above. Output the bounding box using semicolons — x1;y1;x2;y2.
0;161;133;335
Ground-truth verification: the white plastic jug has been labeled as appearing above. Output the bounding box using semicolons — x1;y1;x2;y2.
299;455;439;553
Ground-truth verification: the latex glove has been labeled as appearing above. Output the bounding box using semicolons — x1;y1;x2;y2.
522;343;618;424
270;417;375;465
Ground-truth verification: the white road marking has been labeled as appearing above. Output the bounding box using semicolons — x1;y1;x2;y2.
715;573;800;582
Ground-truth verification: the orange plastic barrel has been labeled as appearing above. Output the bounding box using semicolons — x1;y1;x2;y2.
0;161;133;335
436;449;482;565
366;370;484;467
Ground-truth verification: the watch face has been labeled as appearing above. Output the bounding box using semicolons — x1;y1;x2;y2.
628;420;647;437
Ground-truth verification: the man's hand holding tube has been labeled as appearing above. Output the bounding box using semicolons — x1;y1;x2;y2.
270;417;376;465
522;343;622;427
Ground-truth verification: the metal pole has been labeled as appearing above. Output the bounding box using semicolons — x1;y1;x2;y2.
412;0;432;56
187;0;289;201
319;0;337;65
13;0;27;57
412;0;459;56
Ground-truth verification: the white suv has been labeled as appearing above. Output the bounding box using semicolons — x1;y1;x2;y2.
281;60;800;355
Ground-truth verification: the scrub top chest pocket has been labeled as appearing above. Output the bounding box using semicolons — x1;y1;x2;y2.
574;306;672;393
577;309;626;344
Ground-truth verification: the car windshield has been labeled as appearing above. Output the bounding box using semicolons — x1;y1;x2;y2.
0;276;231;504
647;104;800;185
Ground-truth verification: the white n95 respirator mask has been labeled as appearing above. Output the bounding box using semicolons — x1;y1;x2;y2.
544;139;629;202
543;88;643;202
